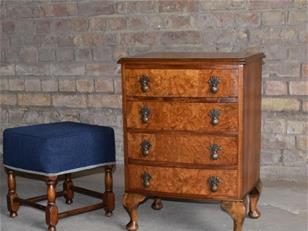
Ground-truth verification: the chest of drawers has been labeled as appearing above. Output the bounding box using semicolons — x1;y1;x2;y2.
119;52;264;231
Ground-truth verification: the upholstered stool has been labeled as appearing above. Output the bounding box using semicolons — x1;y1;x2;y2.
3;122;116;231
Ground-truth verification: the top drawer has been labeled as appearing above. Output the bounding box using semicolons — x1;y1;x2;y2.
124;68;238;98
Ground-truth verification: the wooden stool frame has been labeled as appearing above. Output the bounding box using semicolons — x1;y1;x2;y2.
5;165;115;231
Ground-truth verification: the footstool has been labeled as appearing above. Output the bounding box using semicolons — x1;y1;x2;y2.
3;122;116;231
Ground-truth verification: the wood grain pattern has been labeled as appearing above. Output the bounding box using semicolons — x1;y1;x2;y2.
120;52;264;231
127;164;238;198
126;101;238;132
127;132;238;166
125;69;238;97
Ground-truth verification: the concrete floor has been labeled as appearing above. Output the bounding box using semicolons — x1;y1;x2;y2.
0;164;307;231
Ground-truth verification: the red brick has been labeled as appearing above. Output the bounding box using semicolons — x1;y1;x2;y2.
289;81;308;95
78;1;115;16
44;3;77;17
127;1;157;13
35;20;51;33
236;13;261;27
264;81;287;95
9;79;24;91
301;63;308;77
55;18;88;32
75;48;92;62
2;21;15;33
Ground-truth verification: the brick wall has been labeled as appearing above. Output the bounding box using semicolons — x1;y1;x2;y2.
0;0;307;182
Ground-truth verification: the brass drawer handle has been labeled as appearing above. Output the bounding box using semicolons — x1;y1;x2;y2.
141;172;152;188
208;76;220;94
209;144;222;160
208;176;220;192
140;140;152;156
139;75;150;92
140;106;150;123
209;109;220;125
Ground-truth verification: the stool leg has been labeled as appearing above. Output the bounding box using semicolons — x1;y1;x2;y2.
46;176;58;231
63;174;74;205
6;169;20;217
104;165;115;217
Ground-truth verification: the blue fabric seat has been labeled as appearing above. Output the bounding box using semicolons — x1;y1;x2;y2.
3;122;116;176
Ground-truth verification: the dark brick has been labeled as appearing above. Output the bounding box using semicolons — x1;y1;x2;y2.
161;31;201;45
55;18;88;32
35;20;51;34
75;48;92;62
2;21;15;34
78;1;115;16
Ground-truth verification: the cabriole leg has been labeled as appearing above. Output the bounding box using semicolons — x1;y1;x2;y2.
248;180;262;219
123;193;146;231
221;200;246;231
151;198;163;210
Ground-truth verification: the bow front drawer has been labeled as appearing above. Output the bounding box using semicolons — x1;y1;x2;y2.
127;133;238;166
124;69;238;98
126;101;238;132
127;164;238;199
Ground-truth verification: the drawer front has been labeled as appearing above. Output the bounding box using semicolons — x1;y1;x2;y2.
125;69;238;97
127;133;238;166
126;101;238;132
127;164;238;198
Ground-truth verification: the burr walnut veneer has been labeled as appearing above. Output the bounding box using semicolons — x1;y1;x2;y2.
119;52;264;231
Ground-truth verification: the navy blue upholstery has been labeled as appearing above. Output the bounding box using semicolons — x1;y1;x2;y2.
3;122;116;176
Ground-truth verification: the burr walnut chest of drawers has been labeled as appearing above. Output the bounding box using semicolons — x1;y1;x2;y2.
118;52;265;231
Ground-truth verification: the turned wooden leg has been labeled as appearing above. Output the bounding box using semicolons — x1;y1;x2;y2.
123;193;146;231
248;180;262;219
151;198;163;210
46;176;58;231
221;200;246;231
104;165;115;217
6;169;20;218
63;174;74;205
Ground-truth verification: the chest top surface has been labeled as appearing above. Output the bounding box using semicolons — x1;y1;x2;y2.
118;52;265;64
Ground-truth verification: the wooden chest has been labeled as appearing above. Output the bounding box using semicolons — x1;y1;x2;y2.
118;52;264;231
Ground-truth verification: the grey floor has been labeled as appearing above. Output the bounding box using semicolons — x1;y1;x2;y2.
0;164;307;231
